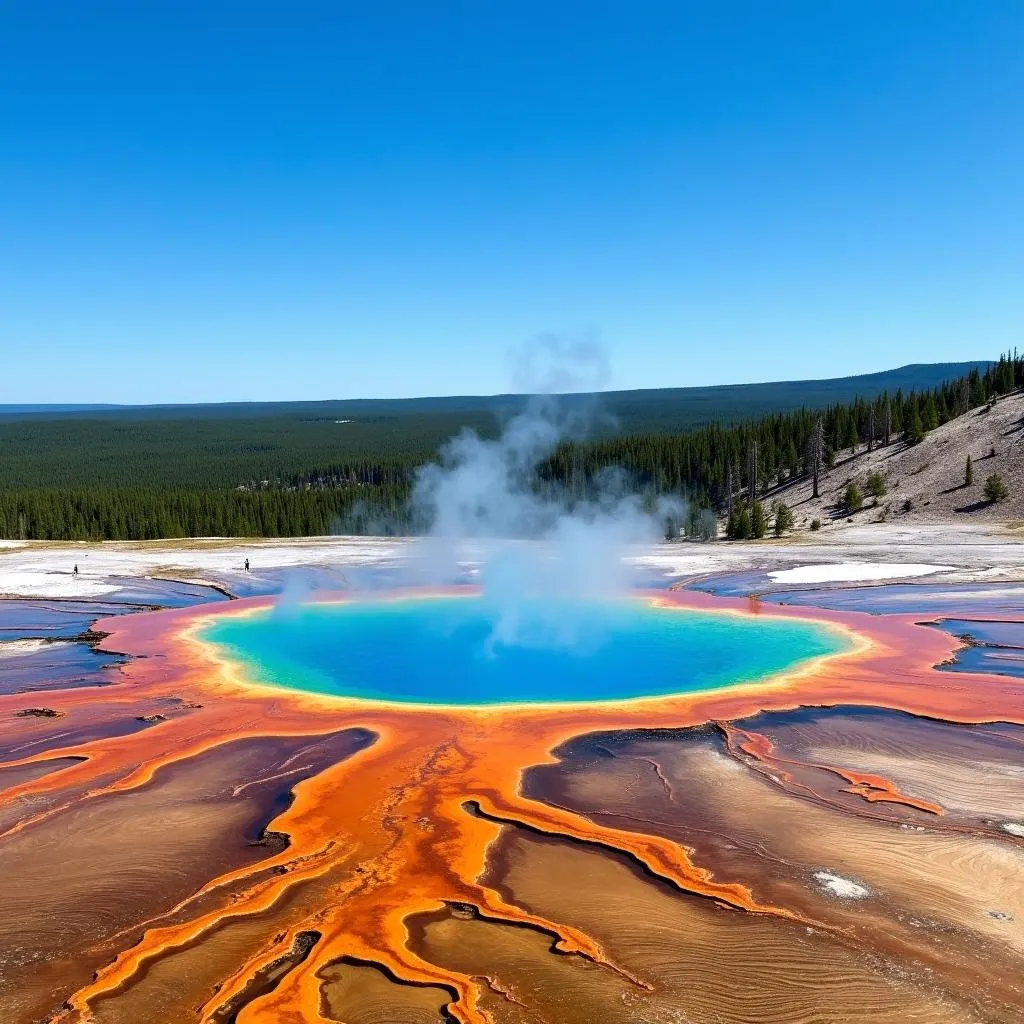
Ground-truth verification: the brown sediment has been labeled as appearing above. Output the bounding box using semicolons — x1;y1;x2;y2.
719;705;1024;829
319;958;456;1024
518;719;1024;1018
716;721;947;815
0;754;85;793
0;588;1020;1023
410;824;986;1024
207;929;322;1023
0;730;372;1023
463;795;824;930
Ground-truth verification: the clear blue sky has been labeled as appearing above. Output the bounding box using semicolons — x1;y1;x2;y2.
1;2;1021;403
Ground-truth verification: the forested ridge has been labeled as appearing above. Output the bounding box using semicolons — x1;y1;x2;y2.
0;360;986;427
1;357;1018;540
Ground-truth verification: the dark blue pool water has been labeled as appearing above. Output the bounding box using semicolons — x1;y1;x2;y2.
200;595;849;706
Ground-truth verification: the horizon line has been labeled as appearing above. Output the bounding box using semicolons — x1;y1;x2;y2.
0;359;992;411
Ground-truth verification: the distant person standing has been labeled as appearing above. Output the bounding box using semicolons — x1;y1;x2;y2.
244;558;250;573
73;564;79;577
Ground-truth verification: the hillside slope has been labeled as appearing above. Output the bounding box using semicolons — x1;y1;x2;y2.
767;390;1024;529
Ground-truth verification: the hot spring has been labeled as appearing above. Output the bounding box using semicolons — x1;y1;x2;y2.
198;595;851;707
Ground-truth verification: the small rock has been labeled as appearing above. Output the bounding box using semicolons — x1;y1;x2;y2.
16;708;62;718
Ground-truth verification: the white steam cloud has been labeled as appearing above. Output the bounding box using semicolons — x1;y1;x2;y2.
409;335;685;652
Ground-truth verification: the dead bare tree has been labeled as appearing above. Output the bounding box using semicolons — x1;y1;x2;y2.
748;439;758;501
807;416;825;499
868;406;875;453
884;399;892;446
726;463;734;516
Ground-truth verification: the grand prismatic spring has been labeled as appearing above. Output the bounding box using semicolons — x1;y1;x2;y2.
1;579;1022;1023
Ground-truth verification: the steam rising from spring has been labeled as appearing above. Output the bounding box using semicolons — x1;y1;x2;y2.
411;336;685;651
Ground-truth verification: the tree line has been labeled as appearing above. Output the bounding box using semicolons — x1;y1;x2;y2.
1;354;1020;541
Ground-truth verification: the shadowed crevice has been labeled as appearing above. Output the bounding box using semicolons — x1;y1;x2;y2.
209;930;321;1024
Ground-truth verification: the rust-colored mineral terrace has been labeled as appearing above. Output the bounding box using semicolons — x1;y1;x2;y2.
0;588;1022;1024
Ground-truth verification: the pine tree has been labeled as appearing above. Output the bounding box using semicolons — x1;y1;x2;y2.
968;369;985;408
984;473;1008;503
786;439;799;476
773;502;793;537
728;503;752;540
844;483;863;513
843;415;859;452
750;500;767;539
906;404;925;445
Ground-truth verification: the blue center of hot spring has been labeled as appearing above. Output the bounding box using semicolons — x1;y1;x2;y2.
200;595;848;706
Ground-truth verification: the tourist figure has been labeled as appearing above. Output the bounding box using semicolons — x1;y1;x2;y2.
244;558;250;573
73;564;79;576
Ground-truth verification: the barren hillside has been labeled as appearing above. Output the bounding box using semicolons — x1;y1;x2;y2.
763;390;1024;529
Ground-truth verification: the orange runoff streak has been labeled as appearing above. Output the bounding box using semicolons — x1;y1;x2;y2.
718;722;946;816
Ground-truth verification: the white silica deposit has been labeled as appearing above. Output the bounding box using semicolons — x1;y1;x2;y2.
769;562;953;585
813;871;870;899
0;638;63;658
